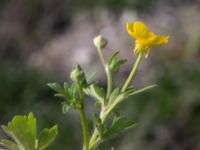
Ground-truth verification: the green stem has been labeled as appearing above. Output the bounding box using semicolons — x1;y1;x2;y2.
97;47;112;100
89;53;143;149
79;109;89;150
89;107;105;150
105;65;112;99
89;135;101;150
77;83;89;150
89;129;98;150
121;53;143;92
89;95;121;150
97;47;112;102
88;94;121;150
89;48;113;149
97;47;106;66
89;94;122;149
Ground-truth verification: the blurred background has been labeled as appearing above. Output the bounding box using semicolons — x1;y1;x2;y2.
0;0;200;149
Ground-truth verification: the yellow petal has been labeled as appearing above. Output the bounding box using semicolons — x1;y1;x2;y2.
147;33;169;46
126;22;135;38
155;36;169;45
133;21;149;39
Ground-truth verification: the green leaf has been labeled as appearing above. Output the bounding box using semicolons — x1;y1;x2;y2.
54;93;66;98
84;84;105;103
37;125;58;150
108;51;127;72
48;82;72;100
108;51;120;65
111;59;127;72
126;85;135;91
0;139;20;150
93;114;101;124
1;112;37;150
1;112;58;150
47;83;64;93
63;82;69;92
70;83;77;98
108;88;119;105
85;71;97;84
122;87;135;98
62;103;71;113
63;82;71;97
123;85;157;98
103;117;137;139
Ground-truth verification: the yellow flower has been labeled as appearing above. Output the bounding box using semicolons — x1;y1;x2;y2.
127;21;169;57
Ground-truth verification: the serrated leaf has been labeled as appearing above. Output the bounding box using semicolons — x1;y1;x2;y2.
103;117;136;139
0;139;20;150
47;83;64;93
37;125;58;150
108;88;119;105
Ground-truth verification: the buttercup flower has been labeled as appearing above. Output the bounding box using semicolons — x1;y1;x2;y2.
127;21;169;57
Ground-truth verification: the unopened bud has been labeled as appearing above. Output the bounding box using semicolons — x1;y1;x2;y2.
70;65;85;82
70;65;87;87
93;35;107;49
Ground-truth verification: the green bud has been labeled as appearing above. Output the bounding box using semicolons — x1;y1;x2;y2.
93;35;107;49
70;65;84;81
70;65;87;86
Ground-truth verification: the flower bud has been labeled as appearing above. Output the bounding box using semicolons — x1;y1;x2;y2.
70;65;87;87
70;65;84;81
93;35;107;49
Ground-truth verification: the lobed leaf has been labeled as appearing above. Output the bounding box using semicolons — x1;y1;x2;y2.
103;117;137;139
0;113;58;150
1;113;37;150
37;125;58;150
